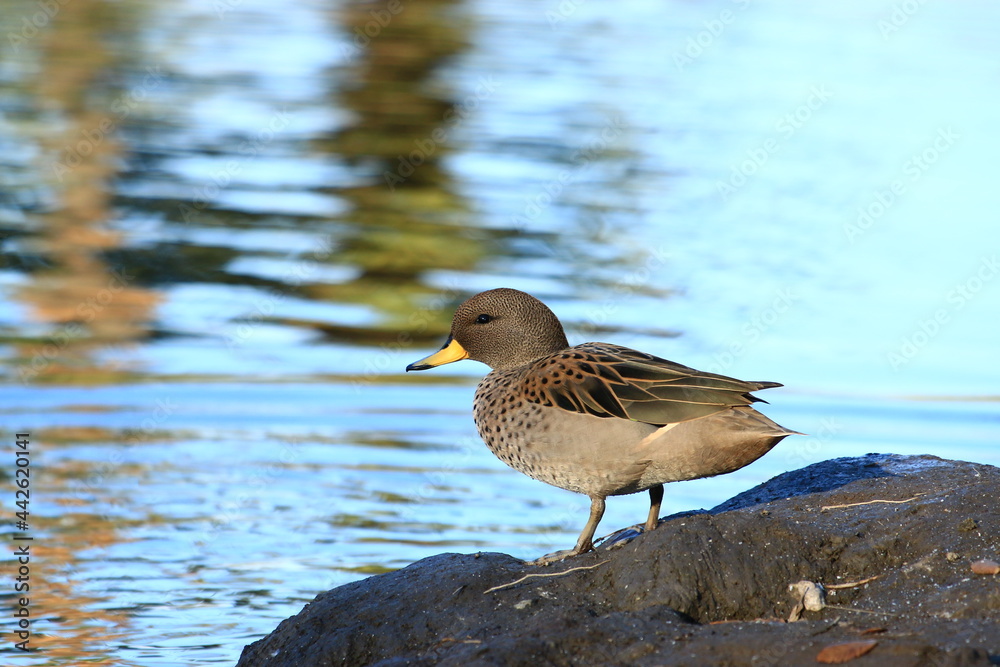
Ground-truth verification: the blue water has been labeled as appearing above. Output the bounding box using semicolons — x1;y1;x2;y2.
1;0;998;665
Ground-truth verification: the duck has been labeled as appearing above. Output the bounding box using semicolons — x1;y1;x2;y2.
406;288;797;564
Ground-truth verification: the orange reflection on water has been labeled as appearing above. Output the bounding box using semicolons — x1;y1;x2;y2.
14;0;158;386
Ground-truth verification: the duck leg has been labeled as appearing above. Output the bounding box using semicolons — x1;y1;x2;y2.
530;495;606;566
574;495;606;553
645;484;664;532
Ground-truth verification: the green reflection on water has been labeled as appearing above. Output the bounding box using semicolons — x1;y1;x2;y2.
2;0;662;386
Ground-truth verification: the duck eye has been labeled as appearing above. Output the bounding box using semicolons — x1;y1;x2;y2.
475;314;492;324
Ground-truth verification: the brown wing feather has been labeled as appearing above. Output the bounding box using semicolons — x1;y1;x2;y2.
523;343;782;426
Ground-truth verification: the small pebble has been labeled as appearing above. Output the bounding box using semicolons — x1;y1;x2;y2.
514;598;535;610
970;559;1000;575
796;581;826;611
787;580;826;621
957;518;979;532
946;552;960;562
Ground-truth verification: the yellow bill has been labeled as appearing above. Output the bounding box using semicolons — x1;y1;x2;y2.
406;337;469;371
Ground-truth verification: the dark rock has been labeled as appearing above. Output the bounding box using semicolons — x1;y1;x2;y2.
237;454;1000;666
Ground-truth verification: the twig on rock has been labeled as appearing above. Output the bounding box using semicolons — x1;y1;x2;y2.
825;604;896;617
484;561;608;594
820;494;925;512
826;574;881;589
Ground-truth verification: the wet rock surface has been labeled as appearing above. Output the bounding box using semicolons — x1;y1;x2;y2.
237;454;1000;666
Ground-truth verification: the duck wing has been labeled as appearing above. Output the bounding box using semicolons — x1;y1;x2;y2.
522;342;781;426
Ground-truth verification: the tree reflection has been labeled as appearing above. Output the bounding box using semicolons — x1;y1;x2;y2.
13;0;158;385
306;0;482;341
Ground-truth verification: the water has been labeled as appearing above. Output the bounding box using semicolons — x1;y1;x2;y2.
1;0;998;664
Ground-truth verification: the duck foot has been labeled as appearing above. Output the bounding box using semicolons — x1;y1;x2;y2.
527;495;606;566
594;525;645;550
527;547;590;566
527;515;666;565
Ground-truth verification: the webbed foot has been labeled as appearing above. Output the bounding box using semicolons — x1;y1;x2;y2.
527;545;592;566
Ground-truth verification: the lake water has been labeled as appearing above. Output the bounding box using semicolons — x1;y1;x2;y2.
1;0;998;664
